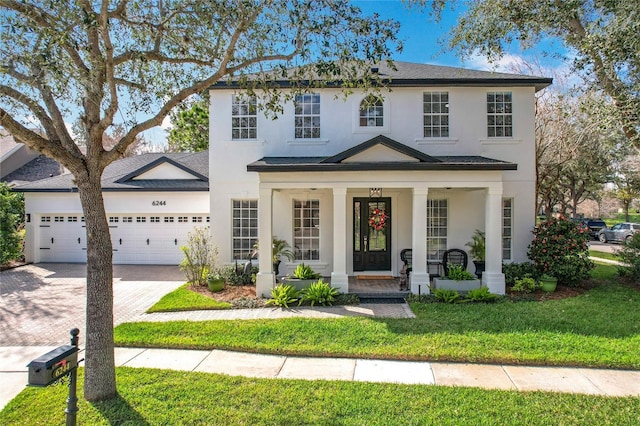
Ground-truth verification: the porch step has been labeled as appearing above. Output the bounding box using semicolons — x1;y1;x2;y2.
355;292;409;304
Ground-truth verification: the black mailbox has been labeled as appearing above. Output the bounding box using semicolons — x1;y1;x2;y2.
27;345;79;387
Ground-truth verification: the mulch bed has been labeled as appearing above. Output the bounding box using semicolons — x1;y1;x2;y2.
188;284;258;303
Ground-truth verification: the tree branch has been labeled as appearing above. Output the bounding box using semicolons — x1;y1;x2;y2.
0;107;83;173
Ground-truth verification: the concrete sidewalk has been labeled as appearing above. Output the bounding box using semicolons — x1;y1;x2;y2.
2;346;639;411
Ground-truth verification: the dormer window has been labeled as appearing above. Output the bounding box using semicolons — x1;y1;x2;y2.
231;94;257;140
359;95;384;127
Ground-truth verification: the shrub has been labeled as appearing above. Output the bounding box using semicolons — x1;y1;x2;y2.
503;262;537;286
217;264;257;286
292;263;321;279
446;264;476;281
266;284;300;308
527;217;593;287
0;182;24;265
463;286;500;303
511;277;539;293
433;288;460;303
179;227;218;286
617;233;640;282
299;279;340;306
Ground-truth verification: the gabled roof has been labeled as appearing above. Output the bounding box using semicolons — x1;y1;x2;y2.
115;155;208;183
247;136;517;172
14;151;209;192
322;135;440;164
212;60;552;92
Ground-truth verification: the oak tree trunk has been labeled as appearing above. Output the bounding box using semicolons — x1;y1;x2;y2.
75;169;117;401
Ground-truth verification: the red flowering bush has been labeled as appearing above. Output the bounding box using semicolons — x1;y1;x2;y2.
527;217;593;287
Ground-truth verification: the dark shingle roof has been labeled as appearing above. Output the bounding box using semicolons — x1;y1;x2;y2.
1;155;63;185
14;151;209;192
247;136;516;172
213;60;552;92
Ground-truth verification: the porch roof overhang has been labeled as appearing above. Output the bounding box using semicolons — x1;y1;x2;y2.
247;156;517;172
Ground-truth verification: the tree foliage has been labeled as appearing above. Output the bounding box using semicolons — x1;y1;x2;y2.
167;98;209;152
423;0;640;150
0;0;400;401
612;155;640;222
0;182;24;265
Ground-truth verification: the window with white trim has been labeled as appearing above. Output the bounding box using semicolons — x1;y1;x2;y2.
502;198;513;260
68;216;78;222
192;216;203;223
359;95;384;127
426;199;448;261
164;216;174;223
231;94;257;140
293;199;320;261
41;216;51;222
122;216;132;223
232;199;258;260
487;91;513;137
150;216;160;223
109;216;119;223
294;93;320;138
136;216;146;223
178;216;188;223
54;216;64;222
423;92;449;137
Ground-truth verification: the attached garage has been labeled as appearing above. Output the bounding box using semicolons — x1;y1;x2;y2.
18;151;209;265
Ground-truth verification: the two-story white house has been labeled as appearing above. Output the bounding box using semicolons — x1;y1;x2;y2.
209;61;551;296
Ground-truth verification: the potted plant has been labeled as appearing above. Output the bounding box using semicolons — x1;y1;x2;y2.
465;229;486;278
252;236;294;275
433;264;481;292
539;274;557;292
282;263;321;290
206;272;224;292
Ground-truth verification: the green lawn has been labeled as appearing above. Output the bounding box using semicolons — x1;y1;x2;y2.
589;249;620;262
1;368;638;425
116;265;640;369
147;283;231;312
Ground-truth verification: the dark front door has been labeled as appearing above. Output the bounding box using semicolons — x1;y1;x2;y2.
353;198;391;271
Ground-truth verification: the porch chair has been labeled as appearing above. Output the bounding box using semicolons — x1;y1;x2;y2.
442;248;468;276
400;249;412;278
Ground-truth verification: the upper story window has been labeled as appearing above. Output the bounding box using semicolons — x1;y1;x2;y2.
231;94;257;140
295;93;320;138
487;91;512;137
423;92;449;138
359;95;384;127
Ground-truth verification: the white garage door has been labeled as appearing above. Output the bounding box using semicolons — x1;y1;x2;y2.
109;214;209;265
37;213;208;264
38;215;87;262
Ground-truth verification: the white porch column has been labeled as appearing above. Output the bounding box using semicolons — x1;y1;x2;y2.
483;185;506;294
331;187;349;293
256;186;275;297
411;187;430;294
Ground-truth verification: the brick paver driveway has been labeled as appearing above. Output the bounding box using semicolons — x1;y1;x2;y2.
0;263;184;346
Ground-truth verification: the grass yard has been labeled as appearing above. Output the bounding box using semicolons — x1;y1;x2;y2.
116;265;640;369
589;249;620;262
147;283;231;312
1;368;638;425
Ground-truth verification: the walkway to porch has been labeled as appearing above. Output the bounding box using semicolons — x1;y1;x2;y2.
346;276;414;297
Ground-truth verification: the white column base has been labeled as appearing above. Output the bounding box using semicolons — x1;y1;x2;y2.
482;272;506;295
409;272;430;295
256;272;276;298
330;272;349;293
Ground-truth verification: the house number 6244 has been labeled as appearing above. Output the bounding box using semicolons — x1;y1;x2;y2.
152;201;166;206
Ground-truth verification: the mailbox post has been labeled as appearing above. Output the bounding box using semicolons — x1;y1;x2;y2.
27;328;81;426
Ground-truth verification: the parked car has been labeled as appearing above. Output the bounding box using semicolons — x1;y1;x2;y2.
597;222;640;244
577;218;607;240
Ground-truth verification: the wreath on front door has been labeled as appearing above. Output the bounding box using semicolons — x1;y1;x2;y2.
368;208;388;231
